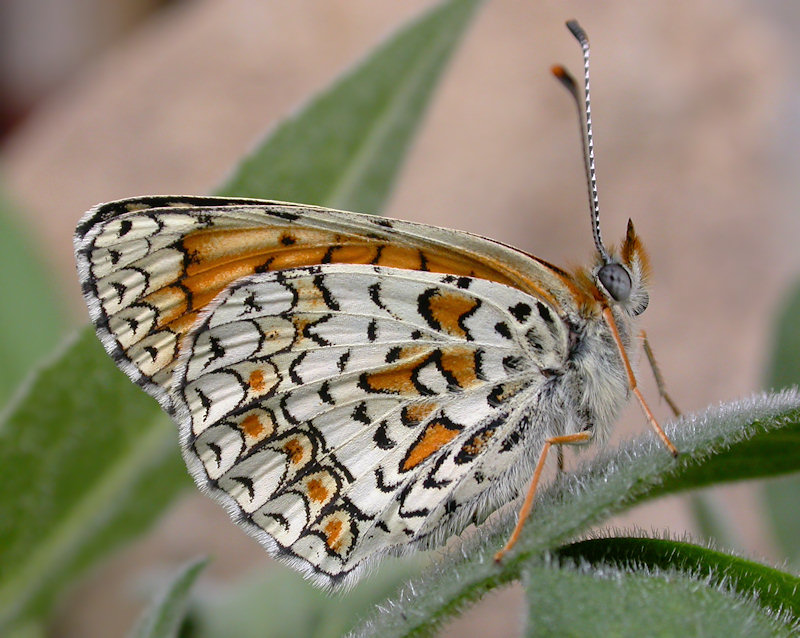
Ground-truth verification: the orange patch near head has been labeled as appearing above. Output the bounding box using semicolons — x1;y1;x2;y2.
424;290;478;339
307;478;329;503
620;219;652;279
283;438;304;464
402;420;461;471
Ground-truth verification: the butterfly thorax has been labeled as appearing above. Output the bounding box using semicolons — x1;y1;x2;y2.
538;221;651;443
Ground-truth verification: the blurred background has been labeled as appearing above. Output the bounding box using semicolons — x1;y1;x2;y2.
1;1;798;636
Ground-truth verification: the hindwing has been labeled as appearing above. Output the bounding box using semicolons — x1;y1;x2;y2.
173;265;568;586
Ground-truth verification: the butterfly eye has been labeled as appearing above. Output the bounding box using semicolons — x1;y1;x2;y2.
597;263;632;302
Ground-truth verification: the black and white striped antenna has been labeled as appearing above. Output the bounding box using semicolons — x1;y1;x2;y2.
552;20;610;263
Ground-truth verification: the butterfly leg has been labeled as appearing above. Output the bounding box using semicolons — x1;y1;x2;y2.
640;330;681;418
602;307;678;458
494;431;593;563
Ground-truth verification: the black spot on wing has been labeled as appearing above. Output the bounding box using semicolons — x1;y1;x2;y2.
230;475;255;500
495;321;512;339
373;420;395;450
352;402;370;425
313;274;340;311
318;380;334;405
509;302;532;323
288;350;308;384
536;301;554;325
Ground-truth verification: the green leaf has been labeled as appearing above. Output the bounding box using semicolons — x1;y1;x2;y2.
349;391;800;638
0;0;483;632
762;474;800;566
555;537;800;623
687;494;737;548
217;0;484;214
766;278;800;390
129;558;207;638
191;560;422;638
0;189;70;406
0;330;190;632
763;280;800;565
650;410;800;497
523;543;796;637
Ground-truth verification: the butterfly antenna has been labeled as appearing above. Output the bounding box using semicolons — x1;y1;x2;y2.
552;20;610;263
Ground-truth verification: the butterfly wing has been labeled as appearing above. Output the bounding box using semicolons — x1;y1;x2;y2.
75;196;589;587
74;196;586;411
173;264;569;587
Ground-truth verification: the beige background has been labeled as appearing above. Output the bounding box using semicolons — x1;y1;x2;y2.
2;1;799;636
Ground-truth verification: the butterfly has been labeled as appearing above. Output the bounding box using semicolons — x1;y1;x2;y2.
74;21;677;589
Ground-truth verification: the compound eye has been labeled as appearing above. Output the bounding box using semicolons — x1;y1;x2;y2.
598;263;632;302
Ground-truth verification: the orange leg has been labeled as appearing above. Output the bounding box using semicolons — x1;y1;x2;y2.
494;431;592;562
603;307;678;457
640;330;681;418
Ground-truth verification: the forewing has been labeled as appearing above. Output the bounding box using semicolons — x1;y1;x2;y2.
173;264;570;587
74;196;582;410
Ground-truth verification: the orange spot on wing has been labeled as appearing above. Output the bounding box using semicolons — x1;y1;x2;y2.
374;244;426;270
328;244;380;264
240;413;264;438
363;365;417;395
399;345;434;359
182;227;337;275
324;518;343;550
237;410;275;443
181;260;261;310
426;291;478;338
307;478;329;503
419;249;516;286
283;438;304;464
461;429;495;456
143;286;189;329
266;246;330;271
403;401;438;424
249;370;266;391
291;278;326;308
402;420;461;471
168;310;200;334
362;346;435;396
439;346;480;388
491;380;526;404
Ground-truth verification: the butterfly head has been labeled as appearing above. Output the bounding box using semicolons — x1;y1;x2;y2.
594;219;651;316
